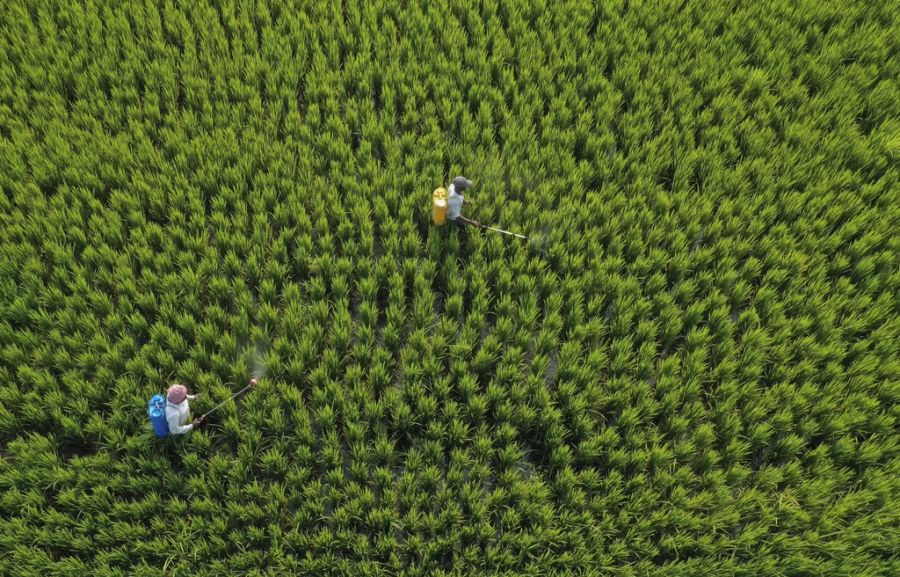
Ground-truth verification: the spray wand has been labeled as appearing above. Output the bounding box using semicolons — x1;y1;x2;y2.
466;184;528;240
201;378;258;420
477;224;528;240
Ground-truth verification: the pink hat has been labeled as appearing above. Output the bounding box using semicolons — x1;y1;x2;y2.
167;384;187;404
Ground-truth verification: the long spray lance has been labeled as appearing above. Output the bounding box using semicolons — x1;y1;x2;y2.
201;378;258;420
466;182;528;240
478;224;528;240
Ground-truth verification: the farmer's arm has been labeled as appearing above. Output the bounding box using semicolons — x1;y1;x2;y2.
187;394;198;400
166;409;193;434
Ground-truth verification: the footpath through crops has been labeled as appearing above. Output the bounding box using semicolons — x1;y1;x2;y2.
0;1;897;575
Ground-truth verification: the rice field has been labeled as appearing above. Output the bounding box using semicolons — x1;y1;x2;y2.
0;1;897;575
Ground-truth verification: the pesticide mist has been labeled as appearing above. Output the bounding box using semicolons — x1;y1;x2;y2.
250;342;267;382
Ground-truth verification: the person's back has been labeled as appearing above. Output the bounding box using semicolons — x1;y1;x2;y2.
446;176;477;227
165;384;201;435
447;184;464;220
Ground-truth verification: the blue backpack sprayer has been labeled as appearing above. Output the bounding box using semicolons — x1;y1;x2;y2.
148;379;258;438
147;394;169;437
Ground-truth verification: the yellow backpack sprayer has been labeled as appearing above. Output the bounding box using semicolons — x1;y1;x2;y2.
433;187;448;225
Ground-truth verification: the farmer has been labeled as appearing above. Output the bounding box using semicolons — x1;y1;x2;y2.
165;384;203;435
447;176;481;228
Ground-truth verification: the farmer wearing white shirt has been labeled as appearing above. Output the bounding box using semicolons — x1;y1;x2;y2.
447;176;480;228
165;384;203;435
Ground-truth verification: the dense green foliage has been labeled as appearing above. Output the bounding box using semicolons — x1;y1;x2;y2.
1;0;898;575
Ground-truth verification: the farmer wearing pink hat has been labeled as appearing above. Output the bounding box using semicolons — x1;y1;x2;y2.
165;384;203;435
